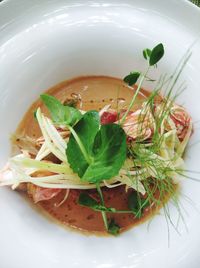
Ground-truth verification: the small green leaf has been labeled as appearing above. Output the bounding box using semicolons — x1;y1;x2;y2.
123;72;140;86
78;192;99;207
40;94;82;126
128;191;149;219
108;219;120;236
143;48;152;60
78;192;116;212
149;43;164;66
66;111;100;177
67;115;127;183
82;124;127;183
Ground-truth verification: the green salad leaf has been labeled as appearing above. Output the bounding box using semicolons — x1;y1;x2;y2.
66;111;127;183
40;94;82;126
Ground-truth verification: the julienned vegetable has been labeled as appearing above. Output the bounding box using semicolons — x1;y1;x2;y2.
0;43;193;235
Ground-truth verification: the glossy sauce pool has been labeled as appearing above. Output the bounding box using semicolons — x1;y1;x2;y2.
15;76;174;235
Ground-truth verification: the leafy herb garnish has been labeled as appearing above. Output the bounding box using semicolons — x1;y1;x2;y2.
121;43;165;125
66;112;127;183
41;94;82;126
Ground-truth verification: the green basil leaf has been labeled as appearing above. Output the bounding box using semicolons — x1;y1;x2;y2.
123;71;140;86
40;94;82;126
108;219;120;236
143;48;152;60
149;43;164;66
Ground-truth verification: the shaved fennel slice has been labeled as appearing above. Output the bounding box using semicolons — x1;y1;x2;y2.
99;104;111;117
44;117;67;154
35;143;50;161
159;129;176;160
103;180;123;188
36;109;66;162
117;174;146;195
54;189;70;207
10;156;73;175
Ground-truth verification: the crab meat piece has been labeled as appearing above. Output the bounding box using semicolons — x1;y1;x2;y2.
27;183;61;203
170;104;192;141
27;171;62;203
122;108;155;141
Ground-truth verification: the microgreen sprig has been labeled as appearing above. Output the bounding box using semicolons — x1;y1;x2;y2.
120;43;165;125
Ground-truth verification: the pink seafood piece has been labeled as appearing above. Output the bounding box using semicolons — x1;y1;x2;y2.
100;109;118;125
122;109;154;141
28;184;61;203
170;104;192;141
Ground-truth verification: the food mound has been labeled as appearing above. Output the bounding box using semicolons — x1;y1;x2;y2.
0;44;193;235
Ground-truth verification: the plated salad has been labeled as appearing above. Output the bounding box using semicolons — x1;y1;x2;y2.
0;44;193;235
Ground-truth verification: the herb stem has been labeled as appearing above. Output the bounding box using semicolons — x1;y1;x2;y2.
105;209;134;214
67;125;92;164
96;183;108;230
120;66;150;125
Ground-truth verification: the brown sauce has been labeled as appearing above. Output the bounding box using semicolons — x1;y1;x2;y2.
15;76;175;235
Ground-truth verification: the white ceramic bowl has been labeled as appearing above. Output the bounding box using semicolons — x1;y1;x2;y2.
0;1;200;267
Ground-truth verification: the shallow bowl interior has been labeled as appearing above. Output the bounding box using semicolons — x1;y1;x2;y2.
0;1;200;268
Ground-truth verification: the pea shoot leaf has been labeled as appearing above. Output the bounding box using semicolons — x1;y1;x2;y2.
78;192;99;207
66;111;100;177
149;43;164;66
123;71;140;86
40;94;82;126
78;192;116;212
82;124;127;183
66;112;127;183
143;48;152;60
108;219;120;235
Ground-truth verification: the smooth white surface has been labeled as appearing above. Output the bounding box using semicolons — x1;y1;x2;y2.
0;1;200;267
